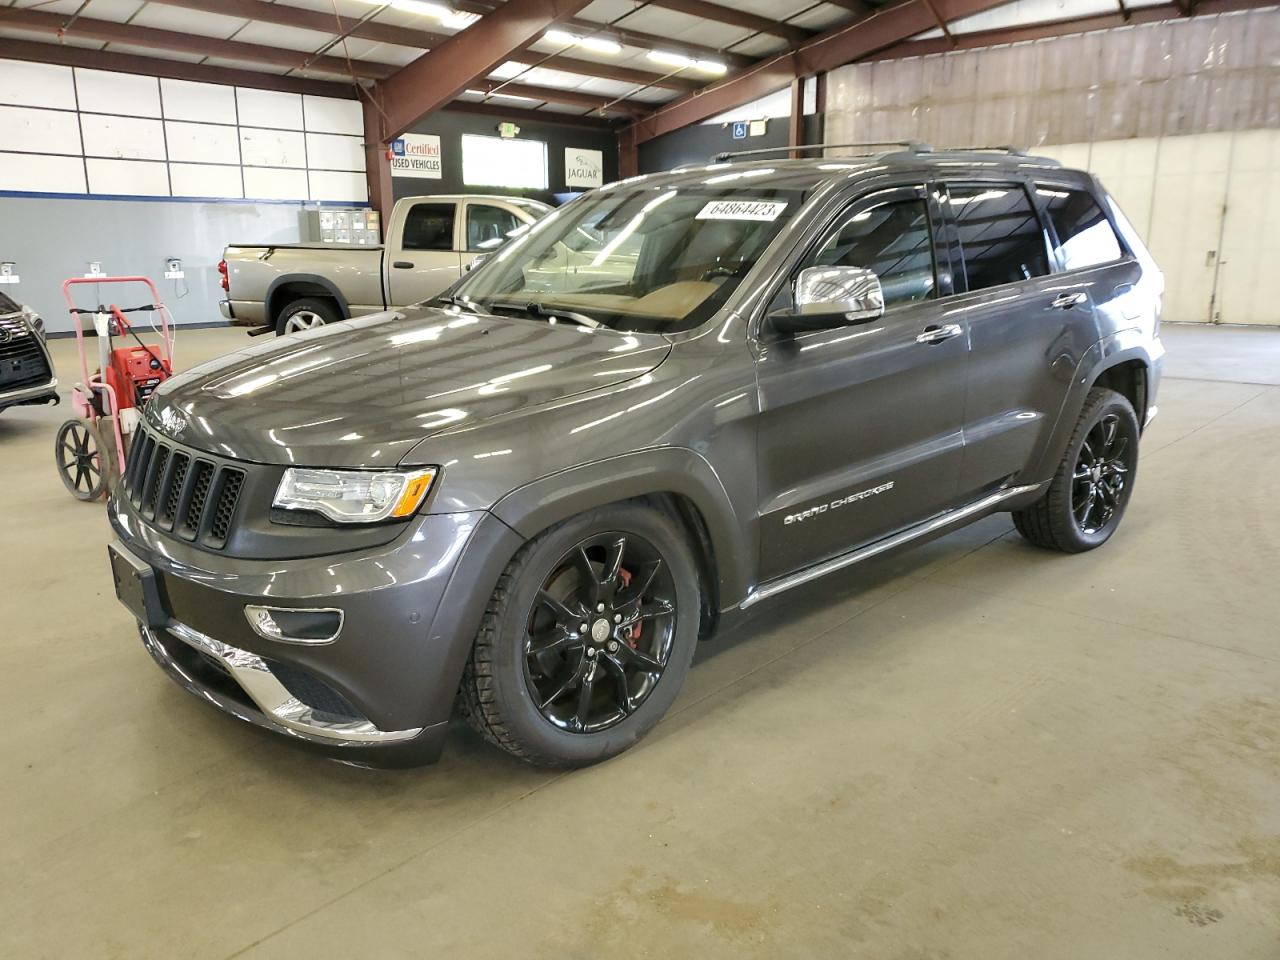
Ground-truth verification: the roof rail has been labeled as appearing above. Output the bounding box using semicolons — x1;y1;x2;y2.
946;144;1030;156
711;141;932;163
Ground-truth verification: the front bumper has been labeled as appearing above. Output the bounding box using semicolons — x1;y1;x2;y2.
109;495;523;766
0;377;58;410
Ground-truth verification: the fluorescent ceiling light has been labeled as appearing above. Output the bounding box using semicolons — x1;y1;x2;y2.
359;0;477;28
646;50;726;75
545;29;622;55
468;88;538;102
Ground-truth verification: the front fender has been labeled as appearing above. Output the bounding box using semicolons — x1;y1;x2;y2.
490;447;752;611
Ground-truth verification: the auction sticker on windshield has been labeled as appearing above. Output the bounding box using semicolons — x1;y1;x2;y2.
696;200;789;222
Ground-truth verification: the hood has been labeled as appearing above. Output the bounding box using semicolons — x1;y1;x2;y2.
145;306;670;468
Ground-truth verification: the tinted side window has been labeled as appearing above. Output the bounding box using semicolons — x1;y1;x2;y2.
807;196;937;309
1036;186;1124;270
402;203;455;251
467;204;522;252
947;184;1049;292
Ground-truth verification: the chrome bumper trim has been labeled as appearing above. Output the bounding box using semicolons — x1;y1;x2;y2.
142;621;422;744
741;483;1044;609
0;377;58;404
218;298;235;320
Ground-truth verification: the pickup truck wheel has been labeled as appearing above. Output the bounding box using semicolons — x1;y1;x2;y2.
460;502;700;767
1012;387;1140;553
276;298;339;336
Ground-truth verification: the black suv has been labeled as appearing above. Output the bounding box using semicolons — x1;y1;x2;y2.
107;145;1164;767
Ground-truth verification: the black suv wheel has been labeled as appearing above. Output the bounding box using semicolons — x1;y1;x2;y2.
461;502;700;767
1013;387;1140;553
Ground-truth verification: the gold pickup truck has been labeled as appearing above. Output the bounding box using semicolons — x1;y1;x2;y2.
219;194;550;336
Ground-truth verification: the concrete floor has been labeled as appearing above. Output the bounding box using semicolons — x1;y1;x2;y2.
1;322;1277;959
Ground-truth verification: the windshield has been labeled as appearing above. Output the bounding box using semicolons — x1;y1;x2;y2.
450;183;804;333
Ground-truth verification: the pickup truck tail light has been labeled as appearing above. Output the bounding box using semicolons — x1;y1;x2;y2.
217;258;229;292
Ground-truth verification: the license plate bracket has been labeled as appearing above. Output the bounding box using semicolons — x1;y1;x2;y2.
108;541;167;628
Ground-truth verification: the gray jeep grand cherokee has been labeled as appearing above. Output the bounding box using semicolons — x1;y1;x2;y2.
107;144;1164;768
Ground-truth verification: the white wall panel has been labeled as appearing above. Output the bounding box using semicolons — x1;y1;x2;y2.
80;114;167;161
305;132;365;171
240;128;306;168
169;162;244;199
0;105;83;155
236;87;303;130
0;152;87;194
75;68;161;117
243;166;308;201
307;169;366;202
161;78;238;125
1088;138;1159;240
1147;132;1231;323
0;60;76;110
302;95;362;135
1216;129;1280;325
85;158;170;196
165;121;240;165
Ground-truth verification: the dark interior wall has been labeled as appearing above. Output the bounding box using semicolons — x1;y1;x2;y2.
393;110;619;206
637;114;823;174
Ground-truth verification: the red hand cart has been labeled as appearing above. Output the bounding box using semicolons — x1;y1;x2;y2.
54;276;175;501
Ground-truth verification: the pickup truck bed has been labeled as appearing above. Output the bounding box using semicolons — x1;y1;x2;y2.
220;194;551;335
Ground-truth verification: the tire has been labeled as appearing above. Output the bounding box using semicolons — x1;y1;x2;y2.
54;418;106;501
1012;387;1140;553
460;501;701;768
275;297;340;336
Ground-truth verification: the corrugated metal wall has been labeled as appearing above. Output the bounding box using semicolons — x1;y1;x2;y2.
825;7;1279;149
824;7;1280;324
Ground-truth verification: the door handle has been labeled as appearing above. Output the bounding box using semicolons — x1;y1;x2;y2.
1051;292;1087;309
392;260;415;269
916;323;963;344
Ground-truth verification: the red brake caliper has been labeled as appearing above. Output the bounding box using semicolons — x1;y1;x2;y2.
618;568;641;648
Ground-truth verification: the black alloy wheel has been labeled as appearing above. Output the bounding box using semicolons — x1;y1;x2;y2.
1012;387;1140;553
1071;412;1131;535
461;501;700;767
524;532;676;734
55;419;105;501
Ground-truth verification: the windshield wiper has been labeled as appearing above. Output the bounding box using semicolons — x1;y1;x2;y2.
434;295;485;314
488;300;600;329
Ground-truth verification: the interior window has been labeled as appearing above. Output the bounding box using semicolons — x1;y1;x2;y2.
805;195;937;309
1036;185;1124;270
947;184;1050;291
467;205;523;252
402;203;455;251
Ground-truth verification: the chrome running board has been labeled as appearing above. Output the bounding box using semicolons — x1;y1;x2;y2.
740;483;1043;609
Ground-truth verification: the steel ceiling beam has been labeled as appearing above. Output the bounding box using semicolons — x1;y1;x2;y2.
144;0;451;48
373;0;596;141
0;37;357;98
864;0;1266;59
453;0;755;67
466;81;652;118
644;0;812;43
144;0;699;91
0;7;395;78
625;0;1020;145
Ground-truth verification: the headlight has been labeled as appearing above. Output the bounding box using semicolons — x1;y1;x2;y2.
274;467;437;523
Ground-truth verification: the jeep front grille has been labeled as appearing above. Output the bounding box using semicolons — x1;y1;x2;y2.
123;427;245;549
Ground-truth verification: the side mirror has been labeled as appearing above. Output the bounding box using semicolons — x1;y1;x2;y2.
769;265;884;335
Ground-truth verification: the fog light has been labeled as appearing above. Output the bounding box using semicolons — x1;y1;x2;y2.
245;605;344;645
